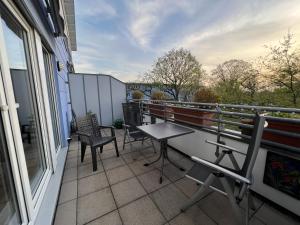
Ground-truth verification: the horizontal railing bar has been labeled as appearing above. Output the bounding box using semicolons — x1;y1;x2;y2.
138;99;300;113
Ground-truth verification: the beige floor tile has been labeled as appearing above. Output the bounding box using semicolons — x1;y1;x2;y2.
119;195;166;225
77;188;116;225
174;177;199;198
65;157;77;169
63;167;77;183
138;169;170;193
162;163;186;182
78;162;104;179
100;149;118;159
151;184;188;220
106;165;134;185
102;157;125;170
197;192;240;225
111;177;147;207
128;159;155;176
255;203;299;225
86;210;122;225
169;205;216;225
54;199;76;225
78;172;109;197
122;151;145;164
58;180;77;204
67;150;78;159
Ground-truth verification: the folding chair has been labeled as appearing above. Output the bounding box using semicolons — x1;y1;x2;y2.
181;114;266;225
122;102;156;155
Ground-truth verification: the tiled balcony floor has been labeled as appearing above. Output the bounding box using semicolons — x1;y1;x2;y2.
54;129;299;225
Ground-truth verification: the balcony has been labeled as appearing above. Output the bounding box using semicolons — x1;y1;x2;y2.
54;101;299;225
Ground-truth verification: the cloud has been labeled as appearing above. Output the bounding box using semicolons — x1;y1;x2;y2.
76;0;116;19
125;0;200;49
73;0;300;82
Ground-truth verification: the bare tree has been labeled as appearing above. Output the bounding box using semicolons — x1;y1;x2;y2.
144;48;206;100
263;32;300;106
212;59;261;102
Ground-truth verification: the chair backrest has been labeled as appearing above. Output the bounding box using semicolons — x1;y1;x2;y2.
90;114;102;137
77;113;102;138
122;102;143;129
241;114;266;178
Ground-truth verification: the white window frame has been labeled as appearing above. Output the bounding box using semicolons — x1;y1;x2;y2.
0;0;55;223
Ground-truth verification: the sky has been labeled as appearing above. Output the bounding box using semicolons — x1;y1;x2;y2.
72;0;300;82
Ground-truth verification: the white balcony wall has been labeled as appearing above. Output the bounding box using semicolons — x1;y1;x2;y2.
111;77;126;121
69;73;126;125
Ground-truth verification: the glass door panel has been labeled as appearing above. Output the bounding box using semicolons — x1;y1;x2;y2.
1;6;46;194
0;114;20;225
42;49;60;150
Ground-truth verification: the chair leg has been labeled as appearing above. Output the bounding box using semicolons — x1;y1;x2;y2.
91;147;97;171
181;173;216;212
219;177;244;225
122;129;127;150
81;142;87;162
141;136;145;146
151;138;157;153
114;138;119;157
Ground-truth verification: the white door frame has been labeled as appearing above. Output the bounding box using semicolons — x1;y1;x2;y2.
0;0;55;223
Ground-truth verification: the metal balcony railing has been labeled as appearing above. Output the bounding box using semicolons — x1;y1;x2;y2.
128;99;300;154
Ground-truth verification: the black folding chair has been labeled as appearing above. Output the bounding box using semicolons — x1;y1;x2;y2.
122;102;156;156
182;114;266;225
77;113;119;171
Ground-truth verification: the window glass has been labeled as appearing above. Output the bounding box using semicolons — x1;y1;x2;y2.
42;49;60;150
0;109;20;225
1;7;47;194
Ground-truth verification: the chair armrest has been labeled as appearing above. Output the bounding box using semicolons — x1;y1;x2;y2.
76;131;91;137
99;125;115;137
191;156;251;184
123;124;130;128
205;140;246;155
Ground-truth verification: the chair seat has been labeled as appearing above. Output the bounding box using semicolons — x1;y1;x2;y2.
129;131;147;140
186;163;238;195
91;136;115;147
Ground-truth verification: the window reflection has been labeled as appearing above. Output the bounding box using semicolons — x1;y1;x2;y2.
0;112;20;225
1;7;46;194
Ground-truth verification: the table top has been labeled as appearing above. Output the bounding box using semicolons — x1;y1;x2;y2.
137;122;194;140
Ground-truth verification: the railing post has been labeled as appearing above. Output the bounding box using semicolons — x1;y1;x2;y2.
215;104;224;157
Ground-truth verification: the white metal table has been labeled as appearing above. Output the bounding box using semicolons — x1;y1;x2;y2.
137;122;194;183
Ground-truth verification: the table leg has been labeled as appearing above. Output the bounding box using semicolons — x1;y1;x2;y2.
144;144;163;166
144;139;186;183
159;140;167;183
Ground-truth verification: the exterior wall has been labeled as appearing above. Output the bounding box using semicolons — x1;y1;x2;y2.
69;73;126;126
0;1;75;225
54;37;73;147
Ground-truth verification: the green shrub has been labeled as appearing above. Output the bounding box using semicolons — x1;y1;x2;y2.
151;91;166;100
193;88;219;103
132;90;144;100
113;119;123;129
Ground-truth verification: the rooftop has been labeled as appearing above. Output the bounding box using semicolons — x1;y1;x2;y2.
54;129;299;225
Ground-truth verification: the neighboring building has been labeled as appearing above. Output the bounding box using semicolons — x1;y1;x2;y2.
0;0;76;224
126;82;191;101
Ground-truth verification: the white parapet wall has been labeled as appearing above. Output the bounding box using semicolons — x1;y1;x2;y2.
167;126;300;216
69;73;126;125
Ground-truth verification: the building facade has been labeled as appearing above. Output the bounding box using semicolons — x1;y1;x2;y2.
0;0;76;224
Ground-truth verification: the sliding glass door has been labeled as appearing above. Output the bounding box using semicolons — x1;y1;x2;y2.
0;5;47;194
0;115;20;225
42;48;61;151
